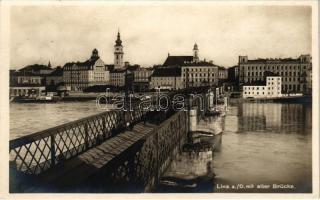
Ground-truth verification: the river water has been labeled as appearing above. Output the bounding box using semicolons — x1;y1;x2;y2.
157;102;312;193
10;101;105;139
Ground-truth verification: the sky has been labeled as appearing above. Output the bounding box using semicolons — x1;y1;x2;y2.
10;4;311;69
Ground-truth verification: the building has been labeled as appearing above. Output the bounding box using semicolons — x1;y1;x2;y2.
238;54;312;93
218;66;228;80
242;73;282;99
63;49;109;91
9;71;45;97
181;62;219;88
227;65;239;82
133;68;153;92
46;67;63;86
150;67;182;90
19;63;54;75
109;68;126;87
161;44;221;89
10;71;42;86
114;31;124;69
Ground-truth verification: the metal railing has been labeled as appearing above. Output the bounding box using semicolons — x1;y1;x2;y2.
9;108;144;175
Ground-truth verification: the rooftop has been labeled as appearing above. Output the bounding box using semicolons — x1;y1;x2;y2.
243;80;266;86
162;56;193;67
20;64;52;72
151;67;181;77
48;67;63;76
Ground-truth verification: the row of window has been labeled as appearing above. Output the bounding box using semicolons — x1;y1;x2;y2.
247;71;302;76
244;86;280;90
182;68;218;72
187;74;215;77
245;77;301;83
244;91;281;95
242;65;308;70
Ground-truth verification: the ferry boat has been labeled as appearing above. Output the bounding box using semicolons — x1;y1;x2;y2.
12;95;60;103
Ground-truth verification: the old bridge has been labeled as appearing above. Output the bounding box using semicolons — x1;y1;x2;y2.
9;89;216;192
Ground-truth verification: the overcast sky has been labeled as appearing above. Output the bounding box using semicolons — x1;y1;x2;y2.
10;5;311;69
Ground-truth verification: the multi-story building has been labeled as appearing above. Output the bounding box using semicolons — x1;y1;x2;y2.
46;67;63;86
10;71;42;86
19;63;54;75
109;68;127;87
242;73;282;99
133;68;153;92
218;66;228;80
160;44;221;89
63;49;109;91
238;54;312;93
150;67;182;90
9;71;45;97
181;62;219;88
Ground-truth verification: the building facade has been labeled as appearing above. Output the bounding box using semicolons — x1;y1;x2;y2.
150;67;182;90
161;44;221;89
242;75;282;99
9;71;45;97
46;67;63;86
218;66;228;80
238;54;311;93
133;68;153;92
109;69;126;87
181;63;219;88
63;49;109;91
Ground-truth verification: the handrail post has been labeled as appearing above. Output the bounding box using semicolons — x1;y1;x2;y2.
84;123;89;149
102;116;107;141
50;135;56;167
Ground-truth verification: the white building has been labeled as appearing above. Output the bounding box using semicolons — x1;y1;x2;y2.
243;75;282;98
63;49;109;91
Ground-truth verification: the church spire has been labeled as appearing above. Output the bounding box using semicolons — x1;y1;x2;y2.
115;29;122;46
114;30;124;68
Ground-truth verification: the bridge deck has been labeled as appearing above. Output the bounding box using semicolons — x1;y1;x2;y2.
29;122;157;191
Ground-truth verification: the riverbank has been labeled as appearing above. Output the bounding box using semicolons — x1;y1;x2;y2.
229;95;312;104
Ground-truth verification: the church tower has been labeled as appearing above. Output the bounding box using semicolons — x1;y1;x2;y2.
114;31;124;68
193;43;199;63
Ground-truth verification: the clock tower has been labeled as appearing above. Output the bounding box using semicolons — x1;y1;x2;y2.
114;31;124;68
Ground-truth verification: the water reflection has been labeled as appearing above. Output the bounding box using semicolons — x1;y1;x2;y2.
228;103;312;133
158;102;312;193
215;102;312;193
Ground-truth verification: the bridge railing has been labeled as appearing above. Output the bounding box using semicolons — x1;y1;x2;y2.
9;108;144;175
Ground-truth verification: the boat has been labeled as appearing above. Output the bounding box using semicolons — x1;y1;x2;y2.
12;95;60;103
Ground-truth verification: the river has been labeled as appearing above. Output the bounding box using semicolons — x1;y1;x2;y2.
156;102;312;193
10;101;106;139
